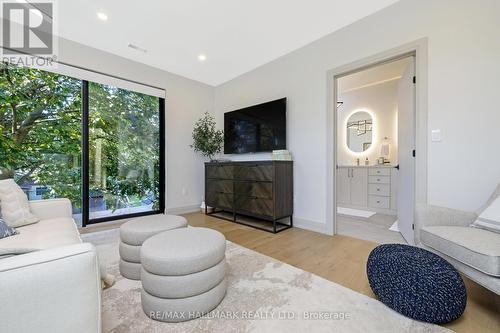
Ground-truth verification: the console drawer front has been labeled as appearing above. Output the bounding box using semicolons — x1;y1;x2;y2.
206;179;233;194
368;184;390;196
368;195;390;209
234;181;273;199
235;164;273;181
234;196;273;217
206;164;234;179
206;193;233;210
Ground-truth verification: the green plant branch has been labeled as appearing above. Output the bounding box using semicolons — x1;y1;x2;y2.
190;112;223;161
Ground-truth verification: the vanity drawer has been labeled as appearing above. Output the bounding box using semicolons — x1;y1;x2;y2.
369;168;391;176
369;175;390;184
368;184;390;196
368;195;390;209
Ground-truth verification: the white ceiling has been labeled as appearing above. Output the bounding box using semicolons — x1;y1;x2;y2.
56;0;399;86
338;57;412;93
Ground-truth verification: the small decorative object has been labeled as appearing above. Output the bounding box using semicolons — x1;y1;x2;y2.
200;200;214;214
272;150;292;161
379;137;391;164
190;112;224;162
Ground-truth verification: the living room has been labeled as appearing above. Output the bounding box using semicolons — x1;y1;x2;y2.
0;1;499;332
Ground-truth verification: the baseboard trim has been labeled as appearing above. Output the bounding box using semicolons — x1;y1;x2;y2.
166;205;330;235
166;204;201;215
293;217;328;234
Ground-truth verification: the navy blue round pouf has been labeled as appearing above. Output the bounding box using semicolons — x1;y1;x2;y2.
366;244;466;324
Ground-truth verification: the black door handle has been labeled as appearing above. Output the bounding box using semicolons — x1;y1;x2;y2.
394;165;399;170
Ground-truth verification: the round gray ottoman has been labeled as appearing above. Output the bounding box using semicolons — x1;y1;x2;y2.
140;227;227;322
119;214;187;280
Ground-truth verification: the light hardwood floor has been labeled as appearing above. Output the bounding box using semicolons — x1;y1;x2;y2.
187;213;499;333
82;212;500;333
336;213;406;244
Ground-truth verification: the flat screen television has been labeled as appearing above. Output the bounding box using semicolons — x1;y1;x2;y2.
224;98;287;154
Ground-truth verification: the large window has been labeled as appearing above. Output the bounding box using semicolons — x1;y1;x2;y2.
0;62;164;226
88;83;161;220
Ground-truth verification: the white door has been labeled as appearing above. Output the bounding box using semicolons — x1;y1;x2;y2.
337;167;351;205
397;57;416;245
350;168;368;207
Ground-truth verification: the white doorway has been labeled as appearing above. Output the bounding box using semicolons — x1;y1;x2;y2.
333;55;416;244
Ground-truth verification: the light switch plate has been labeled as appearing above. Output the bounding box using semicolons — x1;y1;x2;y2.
431;129;442;142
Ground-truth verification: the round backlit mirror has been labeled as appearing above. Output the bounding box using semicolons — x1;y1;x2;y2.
346;111;373;153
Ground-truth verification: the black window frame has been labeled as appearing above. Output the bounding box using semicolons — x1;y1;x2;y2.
81;81;165;227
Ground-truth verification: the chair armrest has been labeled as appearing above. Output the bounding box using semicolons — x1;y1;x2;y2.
29;198;73;220
0;243;101;333
416;204;477;228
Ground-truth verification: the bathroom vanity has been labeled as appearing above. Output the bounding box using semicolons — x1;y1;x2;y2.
337;165;397;215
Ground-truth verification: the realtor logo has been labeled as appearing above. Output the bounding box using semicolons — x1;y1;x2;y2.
2;1;53;55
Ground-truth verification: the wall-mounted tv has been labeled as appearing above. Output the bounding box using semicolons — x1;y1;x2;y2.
224;98;287;154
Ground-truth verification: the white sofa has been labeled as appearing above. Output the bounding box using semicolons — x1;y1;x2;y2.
416;204;500;295
0;199;101;333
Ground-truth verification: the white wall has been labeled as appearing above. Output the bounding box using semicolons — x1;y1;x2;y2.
58;38;214;213
337;80;399;166
214;0;500;231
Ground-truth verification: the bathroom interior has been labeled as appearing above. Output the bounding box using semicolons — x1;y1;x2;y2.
336;56;414;244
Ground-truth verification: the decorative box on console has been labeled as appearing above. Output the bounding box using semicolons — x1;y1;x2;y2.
272;150;292;161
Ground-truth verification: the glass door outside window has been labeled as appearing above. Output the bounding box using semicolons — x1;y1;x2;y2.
0;62;164;227
88;82;161;221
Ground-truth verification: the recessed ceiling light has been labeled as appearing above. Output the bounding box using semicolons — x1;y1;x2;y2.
198;54;207;62
97;12;108;21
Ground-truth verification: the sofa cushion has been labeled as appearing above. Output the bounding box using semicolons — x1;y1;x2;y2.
0;217;81;250
421;226;500;277
0;179;39;227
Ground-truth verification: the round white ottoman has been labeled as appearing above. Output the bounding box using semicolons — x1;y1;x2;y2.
140;227;227;322
119;214;187;280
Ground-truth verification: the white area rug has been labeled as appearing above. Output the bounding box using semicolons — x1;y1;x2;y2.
389;220;400;232
337;206;376;218
83;229;451;333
